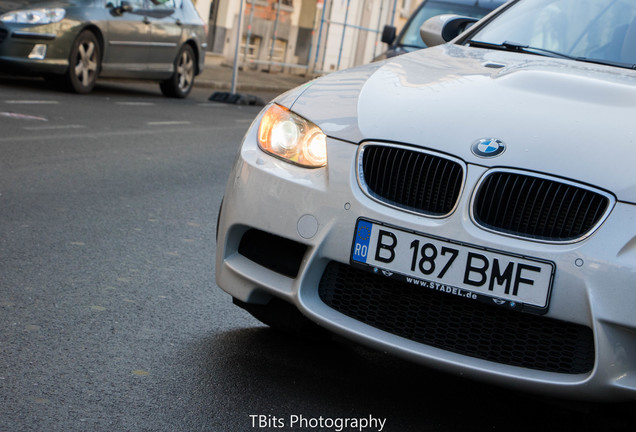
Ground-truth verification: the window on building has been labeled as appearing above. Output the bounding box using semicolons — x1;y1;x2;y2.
241;35;262;62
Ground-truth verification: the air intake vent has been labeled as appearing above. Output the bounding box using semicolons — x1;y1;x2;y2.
358;144;464;217
238;229;307;278
473;170;612;242
319;261;595;374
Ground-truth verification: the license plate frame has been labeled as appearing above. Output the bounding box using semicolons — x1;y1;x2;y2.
350;218;555;315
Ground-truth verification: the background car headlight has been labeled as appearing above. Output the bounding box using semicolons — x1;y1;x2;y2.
257;104;327;168
0;8;66;25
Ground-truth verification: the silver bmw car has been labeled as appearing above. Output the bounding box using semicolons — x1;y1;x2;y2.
216;0;636;400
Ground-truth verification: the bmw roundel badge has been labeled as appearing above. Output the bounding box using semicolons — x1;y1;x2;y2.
471;138;506;158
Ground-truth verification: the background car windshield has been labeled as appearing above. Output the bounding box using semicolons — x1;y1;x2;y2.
400;1;496;48
470;0;636;65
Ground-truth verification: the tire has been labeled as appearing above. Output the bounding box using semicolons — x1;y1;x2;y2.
160;44;195;98
66;30;100;94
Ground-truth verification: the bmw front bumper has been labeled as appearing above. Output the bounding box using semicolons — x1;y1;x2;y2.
216;108;636;401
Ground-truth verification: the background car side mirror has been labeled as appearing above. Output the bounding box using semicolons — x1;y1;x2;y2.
420;14;479;47
381;25;397;45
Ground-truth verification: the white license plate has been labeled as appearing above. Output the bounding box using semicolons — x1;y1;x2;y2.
350;219;555;314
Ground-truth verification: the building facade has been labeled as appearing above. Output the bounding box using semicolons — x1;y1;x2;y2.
193;0;419;73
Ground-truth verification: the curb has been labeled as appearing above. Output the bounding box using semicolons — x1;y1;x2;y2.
193;78;299;94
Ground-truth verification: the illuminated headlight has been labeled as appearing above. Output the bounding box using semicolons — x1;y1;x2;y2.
0;8;65;25
257;104;327;168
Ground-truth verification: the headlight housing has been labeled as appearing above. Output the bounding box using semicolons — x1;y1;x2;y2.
257;104;327;168
0;8;66;25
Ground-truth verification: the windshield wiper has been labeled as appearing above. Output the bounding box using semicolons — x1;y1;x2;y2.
468;40;576;59
467;40;636;69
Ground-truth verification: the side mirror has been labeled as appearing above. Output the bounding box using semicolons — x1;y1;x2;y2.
419;14;479;47
381;25;397;45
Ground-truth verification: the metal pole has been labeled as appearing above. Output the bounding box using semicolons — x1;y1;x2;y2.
231;0;245;94
305;0;321;73
319;0;333;73
390;0;397;27
313;0;328;72
373;0;386;58
320;19;381;33
243;0;256;66
268;0;282;69
336;0;351;71
324;0;333;69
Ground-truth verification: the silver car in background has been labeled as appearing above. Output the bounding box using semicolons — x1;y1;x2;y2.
0;0;206;97
216;0;636;400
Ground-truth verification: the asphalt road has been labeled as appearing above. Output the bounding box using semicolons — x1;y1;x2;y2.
0;76;634;432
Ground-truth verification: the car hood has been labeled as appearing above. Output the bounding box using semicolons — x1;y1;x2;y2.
287;44;636;204
0;0;83;14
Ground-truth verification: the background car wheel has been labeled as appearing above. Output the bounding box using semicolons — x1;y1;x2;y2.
66;30;100;94
160;44;195;98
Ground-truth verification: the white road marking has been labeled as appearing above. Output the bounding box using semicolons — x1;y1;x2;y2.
4;100;59;105
0;124;242;143
116;102;156;106
23;125;86;131
147;121;192;126
0;112;48;121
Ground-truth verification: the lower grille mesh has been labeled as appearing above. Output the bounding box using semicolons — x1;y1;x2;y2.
318;262;594;374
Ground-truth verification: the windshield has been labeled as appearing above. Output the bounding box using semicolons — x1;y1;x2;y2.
399;0;499;48
469;0;636;66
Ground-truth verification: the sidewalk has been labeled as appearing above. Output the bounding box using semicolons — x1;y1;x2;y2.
195;53;314;96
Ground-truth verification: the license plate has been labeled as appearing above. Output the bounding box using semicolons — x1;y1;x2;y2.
350;219;554;314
